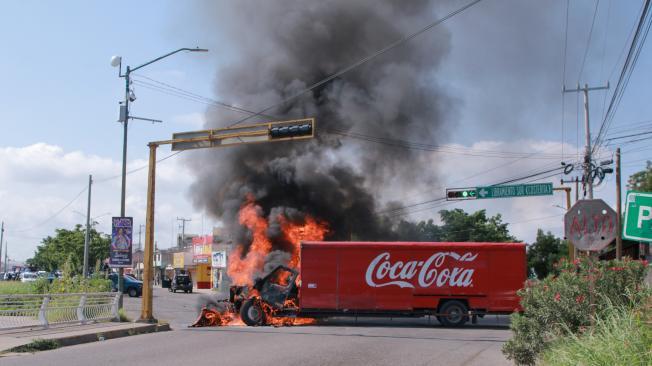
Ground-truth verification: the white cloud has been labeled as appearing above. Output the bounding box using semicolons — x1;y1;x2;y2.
0;143;205;262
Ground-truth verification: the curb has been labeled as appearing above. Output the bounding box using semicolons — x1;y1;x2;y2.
2;322;170;354
55;322;171;347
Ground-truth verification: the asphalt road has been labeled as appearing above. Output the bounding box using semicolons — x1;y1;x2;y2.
121;287;212;329
1;288;514;365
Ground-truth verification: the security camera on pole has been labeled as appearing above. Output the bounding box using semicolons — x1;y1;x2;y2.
111;47;208;309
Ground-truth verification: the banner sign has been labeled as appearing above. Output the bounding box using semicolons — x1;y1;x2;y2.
212;251;227;268
193;235;212;264
110;217;133;267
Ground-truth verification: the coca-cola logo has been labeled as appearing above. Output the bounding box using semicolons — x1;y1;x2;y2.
365;252;477;289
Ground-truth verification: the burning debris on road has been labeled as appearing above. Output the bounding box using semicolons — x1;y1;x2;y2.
192;197;326;327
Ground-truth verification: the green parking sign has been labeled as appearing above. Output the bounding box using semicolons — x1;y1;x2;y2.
623;191;652;242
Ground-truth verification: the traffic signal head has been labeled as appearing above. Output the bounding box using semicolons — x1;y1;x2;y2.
269;121;313;139
446;188;477;201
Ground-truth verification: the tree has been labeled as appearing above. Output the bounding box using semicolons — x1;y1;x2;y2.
26;225;110;274
628;161;652;192
393;209;517;242
439;209;516;242
526;229;568;279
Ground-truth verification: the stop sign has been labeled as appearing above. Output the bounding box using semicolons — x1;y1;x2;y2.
564;199;617;251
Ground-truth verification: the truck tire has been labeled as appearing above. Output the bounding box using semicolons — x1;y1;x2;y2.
240;298;266;326
438;300;469;327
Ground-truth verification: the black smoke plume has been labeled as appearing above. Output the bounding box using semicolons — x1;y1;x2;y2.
188;1;453;253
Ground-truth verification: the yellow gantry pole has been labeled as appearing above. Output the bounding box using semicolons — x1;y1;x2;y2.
140;143;158;322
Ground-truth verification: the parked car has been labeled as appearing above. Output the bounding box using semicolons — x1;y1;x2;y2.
109;273;143;297
20;272;38;283
170;273;193;293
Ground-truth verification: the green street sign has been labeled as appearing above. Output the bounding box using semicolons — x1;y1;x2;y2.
476;183;553;199
623;191;652;242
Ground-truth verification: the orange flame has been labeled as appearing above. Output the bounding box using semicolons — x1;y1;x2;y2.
227;199;328;286
227;200;272;286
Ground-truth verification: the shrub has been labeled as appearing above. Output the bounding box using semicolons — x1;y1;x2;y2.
542;305;652;366
502;256;649;366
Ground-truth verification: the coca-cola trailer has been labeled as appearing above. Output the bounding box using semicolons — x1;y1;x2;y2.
235;241;526;327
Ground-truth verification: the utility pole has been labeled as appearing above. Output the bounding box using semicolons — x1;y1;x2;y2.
0;222;4;272
111;47;207;311
176;217;191;248
3;241;7;275
563;83;609;199
554;187;574;261
616;148;623;260
83;175;93;277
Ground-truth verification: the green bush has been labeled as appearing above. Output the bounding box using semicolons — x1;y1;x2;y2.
542;305;652;366
502;256;649;366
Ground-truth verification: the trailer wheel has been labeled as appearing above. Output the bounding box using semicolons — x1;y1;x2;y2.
438;300;469;327
240;299;266;326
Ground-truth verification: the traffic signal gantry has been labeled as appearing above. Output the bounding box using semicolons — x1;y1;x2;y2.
138;118;315;322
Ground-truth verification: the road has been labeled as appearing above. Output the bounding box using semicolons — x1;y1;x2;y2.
1;288;514;365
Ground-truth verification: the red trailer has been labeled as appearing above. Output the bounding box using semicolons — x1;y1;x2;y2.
233;241;526;327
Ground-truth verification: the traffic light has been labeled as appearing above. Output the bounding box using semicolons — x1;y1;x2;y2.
269;122;313;139
446;188;478;201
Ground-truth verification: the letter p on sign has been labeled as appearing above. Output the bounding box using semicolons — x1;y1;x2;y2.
639;205;652;229
624;192;652;243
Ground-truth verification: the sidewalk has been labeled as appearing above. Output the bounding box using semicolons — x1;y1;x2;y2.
0;321;170;354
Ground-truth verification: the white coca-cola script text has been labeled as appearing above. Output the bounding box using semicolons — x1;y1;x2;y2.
365;252;477;289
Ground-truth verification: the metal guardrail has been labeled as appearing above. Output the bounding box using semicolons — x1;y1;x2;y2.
0;292;120;330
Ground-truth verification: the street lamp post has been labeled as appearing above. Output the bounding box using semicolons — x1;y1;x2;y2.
111;47;207;307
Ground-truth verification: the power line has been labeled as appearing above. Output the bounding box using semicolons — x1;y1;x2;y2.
593;0;651;153
94;151;184;184
577;0;601;82
226;0;485;128
326;128;569;159
9;186;88;233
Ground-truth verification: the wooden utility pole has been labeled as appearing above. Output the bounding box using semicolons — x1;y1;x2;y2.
616;148;623;260
563;83;609;198
555;187;574;261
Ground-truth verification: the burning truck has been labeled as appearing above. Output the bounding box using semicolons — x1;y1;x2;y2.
193;240;526;327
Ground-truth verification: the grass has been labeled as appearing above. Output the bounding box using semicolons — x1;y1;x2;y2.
118;308;132;322
0;281;35;294
542;305;652;366
10;339;59;353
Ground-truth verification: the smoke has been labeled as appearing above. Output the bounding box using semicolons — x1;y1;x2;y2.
188;1;453;257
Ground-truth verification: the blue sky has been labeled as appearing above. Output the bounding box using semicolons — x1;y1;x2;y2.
0;0;650;261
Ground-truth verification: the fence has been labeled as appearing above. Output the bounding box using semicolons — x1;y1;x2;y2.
0;292;120;330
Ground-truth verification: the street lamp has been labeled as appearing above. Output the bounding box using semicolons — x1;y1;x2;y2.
111;47;207;306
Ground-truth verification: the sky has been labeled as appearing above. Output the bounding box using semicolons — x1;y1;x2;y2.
0;0;650;261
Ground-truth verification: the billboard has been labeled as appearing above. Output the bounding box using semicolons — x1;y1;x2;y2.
193;235;212;264
212;251;227;268
173;252;185;269
110;217;133;267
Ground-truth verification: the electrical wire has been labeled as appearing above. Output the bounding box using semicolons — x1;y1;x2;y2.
593;0;651;153
578;0;601;82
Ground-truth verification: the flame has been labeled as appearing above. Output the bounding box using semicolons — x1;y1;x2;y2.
203;198;328;328
227;198;328;286
227;200;272;286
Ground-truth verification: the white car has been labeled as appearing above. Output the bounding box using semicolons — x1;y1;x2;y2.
20;272;38;282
